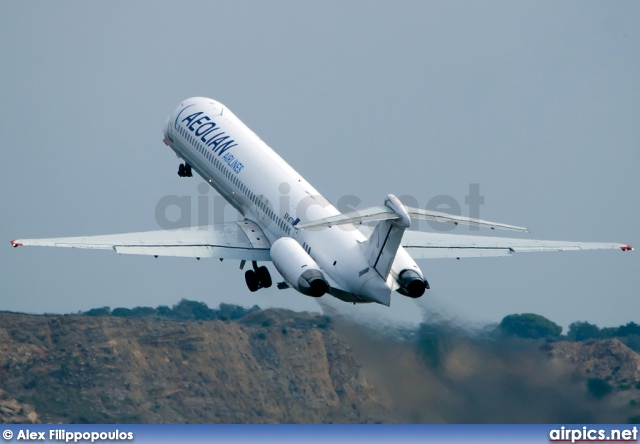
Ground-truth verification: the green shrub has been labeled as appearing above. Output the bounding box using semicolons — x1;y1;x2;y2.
567;321;601;341
620;335;640;354
111;308;133;317
217;303;260;321
170;299;215;320
80;300;261;322
618;322;640;337
499;313;562;339
83;307;111;317
156;305;172;317
129;306;157;318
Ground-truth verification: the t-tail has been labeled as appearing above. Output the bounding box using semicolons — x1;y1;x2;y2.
363;195;428;298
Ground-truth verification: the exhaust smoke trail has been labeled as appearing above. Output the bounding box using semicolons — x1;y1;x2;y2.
320;300;636;423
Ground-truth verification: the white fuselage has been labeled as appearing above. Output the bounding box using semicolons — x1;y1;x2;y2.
163;97;421;305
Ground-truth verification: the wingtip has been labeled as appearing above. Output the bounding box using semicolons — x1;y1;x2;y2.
621;244;634;251
10;239;23;248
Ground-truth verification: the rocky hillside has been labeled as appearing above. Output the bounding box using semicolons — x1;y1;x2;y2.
0;310;387;424
1;307;640;424
547;339;640;385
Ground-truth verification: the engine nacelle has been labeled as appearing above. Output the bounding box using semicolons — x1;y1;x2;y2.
396;269;429;298
270;237;329;297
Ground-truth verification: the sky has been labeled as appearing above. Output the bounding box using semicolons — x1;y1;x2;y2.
1;1;638;331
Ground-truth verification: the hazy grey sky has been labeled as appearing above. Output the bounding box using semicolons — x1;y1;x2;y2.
1;1;638;330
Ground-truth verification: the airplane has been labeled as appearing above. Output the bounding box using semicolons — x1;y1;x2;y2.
11;97;634;306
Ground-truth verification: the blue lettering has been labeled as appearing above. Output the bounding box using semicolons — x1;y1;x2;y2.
209;134;230;151
221;152;244;174
181;112;203;127
199;128;216;142
195;121;217;137
217;139;238;156
174;104;195;130
189;115;210;131
205;131;225;146
230;160;242;173
181;111;239;157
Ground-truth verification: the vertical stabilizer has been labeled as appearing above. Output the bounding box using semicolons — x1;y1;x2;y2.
364;195;410;279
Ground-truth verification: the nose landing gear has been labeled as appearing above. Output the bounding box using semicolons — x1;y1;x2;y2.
244;261;272;292
178;163;192;177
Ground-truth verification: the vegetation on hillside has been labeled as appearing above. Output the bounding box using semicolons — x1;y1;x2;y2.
498;313;563;339
82;299;260;322
80;302;639;351
491;313;640;353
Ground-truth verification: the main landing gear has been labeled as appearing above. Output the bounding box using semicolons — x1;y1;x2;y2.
178;163;192;177
244;261;272;292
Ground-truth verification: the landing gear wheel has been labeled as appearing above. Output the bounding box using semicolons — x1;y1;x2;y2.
245;270;259;292
177;163;192;177
257;266;272;288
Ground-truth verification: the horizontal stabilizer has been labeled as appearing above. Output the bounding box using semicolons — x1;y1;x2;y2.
406;207;528;232
296;200;528;232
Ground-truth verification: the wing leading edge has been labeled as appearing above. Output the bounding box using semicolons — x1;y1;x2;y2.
401;230;633;259
11;220;271;261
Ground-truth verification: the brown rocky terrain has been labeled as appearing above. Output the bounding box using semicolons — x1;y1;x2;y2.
0;310;387;424
546;339;640;385
1;308;639;424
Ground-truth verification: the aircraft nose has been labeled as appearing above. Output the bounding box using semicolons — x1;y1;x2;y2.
162;115;173;142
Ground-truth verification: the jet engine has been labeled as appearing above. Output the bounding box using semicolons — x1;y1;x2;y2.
396;269;429;298
270;237;329;297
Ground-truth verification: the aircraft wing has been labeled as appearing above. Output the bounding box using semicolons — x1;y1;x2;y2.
400;231;633;259
11;220;271;261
